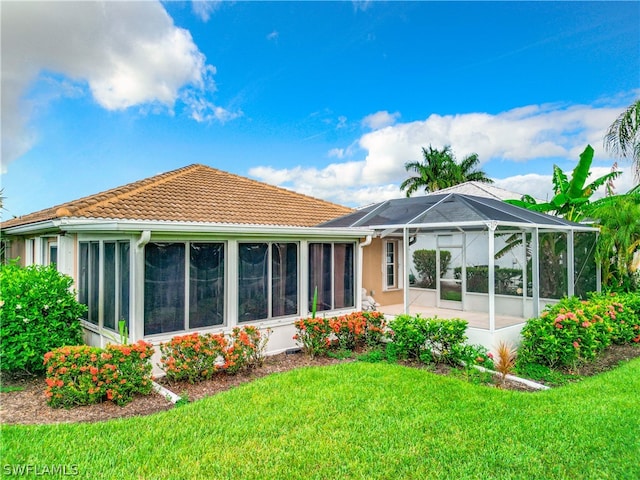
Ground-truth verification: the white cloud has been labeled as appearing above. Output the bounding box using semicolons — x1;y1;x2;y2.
249;164;402;207
192;1;222;22
267;31;279;41
1;1;237;168
250;101;634;207
328;148;346;159
362;110;401;129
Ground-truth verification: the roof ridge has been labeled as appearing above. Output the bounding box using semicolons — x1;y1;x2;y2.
74;164;201;216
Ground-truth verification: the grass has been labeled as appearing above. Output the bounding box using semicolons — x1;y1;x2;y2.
2;359;640;480
0;385;24;393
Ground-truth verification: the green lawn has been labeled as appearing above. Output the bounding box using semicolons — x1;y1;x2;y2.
2;359;639;480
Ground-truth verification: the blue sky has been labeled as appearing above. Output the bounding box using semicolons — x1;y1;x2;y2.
2;1;639;219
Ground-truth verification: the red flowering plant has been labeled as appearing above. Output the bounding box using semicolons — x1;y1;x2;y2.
519;298;606;369
587;292;640;344
43;341;154;408
293;317;332;358
518;294;640;370
228;326;271;372
294;311;387;357
329;311;387;351
159;332;228;383
159;326;272;381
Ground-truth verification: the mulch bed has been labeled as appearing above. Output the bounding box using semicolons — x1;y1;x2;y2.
2;345;639;426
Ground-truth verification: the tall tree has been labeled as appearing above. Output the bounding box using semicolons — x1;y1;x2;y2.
591;194;640;291
400;145;493;197
604;99;640;182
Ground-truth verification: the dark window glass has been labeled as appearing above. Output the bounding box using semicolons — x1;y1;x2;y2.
78;243;89;321
334;243;354;308
49;245;58;267
309;243;333;312
119;241;130;332
190;243;225;328
103;242;116;330
272;243;298;317
89;242;100;325
144;243;185;335
238;243;269;322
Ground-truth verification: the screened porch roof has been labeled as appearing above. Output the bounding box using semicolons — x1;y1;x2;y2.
320;193;598;232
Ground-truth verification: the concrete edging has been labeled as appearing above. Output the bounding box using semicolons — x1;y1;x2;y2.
473;365;550;390
152;381;182;404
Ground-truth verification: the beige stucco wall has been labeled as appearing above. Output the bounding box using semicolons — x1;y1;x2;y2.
3;236;26;265
362;237;403;306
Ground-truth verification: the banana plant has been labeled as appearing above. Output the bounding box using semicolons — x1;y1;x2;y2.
506;145;621;222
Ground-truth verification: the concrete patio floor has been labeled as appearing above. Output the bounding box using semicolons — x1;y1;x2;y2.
378;304;526;330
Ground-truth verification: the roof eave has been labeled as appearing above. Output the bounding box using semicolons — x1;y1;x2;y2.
362;220;599;232
13;217;372;238
1;219;61;236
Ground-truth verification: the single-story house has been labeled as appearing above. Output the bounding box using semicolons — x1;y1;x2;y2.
1;166;600;358
0;164;372;360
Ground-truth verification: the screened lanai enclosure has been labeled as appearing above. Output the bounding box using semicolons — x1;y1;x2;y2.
322;193;600;347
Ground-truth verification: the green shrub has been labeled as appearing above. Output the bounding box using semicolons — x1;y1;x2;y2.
413;249;451;289
454;266;523;295
43;341;154;408
519;294;640;369
387;314;472;365
386;314;429;361
0;263;86;374
588;292;640;344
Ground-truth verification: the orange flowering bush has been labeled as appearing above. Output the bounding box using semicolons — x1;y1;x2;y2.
293;317;333;358
294;311;387;357
228;326;271;372
43;341;154;408
159;326;271;381
159;332;227;383
329;311;387;351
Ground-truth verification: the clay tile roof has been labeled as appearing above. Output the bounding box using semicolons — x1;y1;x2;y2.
1;164;354;229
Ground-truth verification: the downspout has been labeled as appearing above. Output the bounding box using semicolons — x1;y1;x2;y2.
132;230;151;343
136;230;151;249
357;235;373;310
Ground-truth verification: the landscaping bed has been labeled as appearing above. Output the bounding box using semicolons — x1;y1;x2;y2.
2;344;638;425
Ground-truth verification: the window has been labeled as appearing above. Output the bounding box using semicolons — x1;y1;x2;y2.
308;243;354;312
238;242;298;322
78;240;130;330
385;241;398;289
190;243;225;329
42;237;57;267
144;242;225;335
49;244;58;267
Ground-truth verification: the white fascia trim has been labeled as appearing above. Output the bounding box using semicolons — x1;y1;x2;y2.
367;220;598;232
51;218;372;238
1;220;60;236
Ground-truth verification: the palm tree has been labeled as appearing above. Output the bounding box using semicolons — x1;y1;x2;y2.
604;99;640;181
591;194;640;291
400;145;493;197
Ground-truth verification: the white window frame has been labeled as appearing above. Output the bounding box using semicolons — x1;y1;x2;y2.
143;241;227;336
78;239;131;333
383;239;403;291
237;241;300;323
